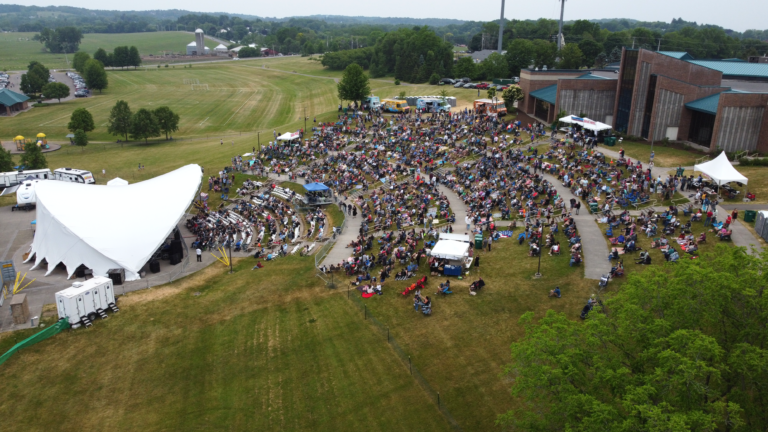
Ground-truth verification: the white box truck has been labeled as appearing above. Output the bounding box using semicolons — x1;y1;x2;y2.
55;276;119;328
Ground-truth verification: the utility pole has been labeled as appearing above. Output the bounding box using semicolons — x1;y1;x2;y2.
557;0;566;51
498;0;506;53
632;37;636;49
657;38;662;51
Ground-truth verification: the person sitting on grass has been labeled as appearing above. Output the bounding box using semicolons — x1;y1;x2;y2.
251;261;264;270
438;280;452;295
549;286;562;298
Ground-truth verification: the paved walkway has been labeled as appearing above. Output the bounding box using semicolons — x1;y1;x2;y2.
538;170;611;279
714;205;764;255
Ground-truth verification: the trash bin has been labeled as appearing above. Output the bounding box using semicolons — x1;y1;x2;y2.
604;137;617;147
589;203;599;214
744;210;756;222
474;234;483;250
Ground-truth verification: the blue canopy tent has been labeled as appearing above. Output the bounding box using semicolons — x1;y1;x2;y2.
303;182;330;192
301;182;333;206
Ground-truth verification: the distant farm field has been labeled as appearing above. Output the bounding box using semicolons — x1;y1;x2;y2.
0;31;205;71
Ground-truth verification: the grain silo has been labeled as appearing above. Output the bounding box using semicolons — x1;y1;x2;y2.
195;29;205;55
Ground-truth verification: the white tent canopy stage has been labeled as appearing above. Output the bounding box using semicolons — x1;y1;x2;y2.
559;115;612;132
693;151;748;185
277;132;301;142
106;177;129;186
26;165;202;281
430;240;470;261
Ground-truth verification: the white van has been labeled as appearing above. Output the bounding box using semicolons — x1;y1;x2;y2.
54;167;95;184
55;277;118;328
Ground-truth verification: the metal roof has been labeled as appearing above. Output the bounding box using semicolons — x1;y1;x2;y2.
0;88;29;107
688;60;768;79
576;73;612;80
658;51;694;60
529;84;558;105
685;92;722;115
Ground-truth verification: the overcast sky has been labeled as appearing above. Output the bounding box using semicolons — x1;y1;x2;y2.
13;0;767;32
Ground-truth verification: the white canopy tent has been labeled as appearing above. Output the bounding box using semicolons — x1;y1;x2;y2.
106;177;129;186
26;165;202;281
559;115;612;132
430;240;469;261
694;151;748;185
438;233;471;244
277;132;301;142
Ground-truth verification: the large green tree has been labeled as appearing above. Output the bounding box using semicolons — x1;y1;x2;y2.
129;108;161;143
20;142;47;169
153;106;180;140
531;40;557;69
480;52;509;80
501;85;524;110
504;39;535;77
73;129;88;149
0;146;13;172
128;46;142;68
93;48;110;67
558;44;585;69
337;63;370;106
68;108;95;133
72;51;91;73
107;100;132;142
577;39;604;67
502;246;768;431
83;59;108;93
20;61;50;96
454;56;477;79
32;26;82;53
41;82;70;102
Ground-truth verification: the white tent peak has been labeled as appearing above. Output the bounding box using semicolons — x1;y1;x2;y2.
558;115;612;132
106;177;129;186
26;165;202;281
277;132;301;141
694;151;748;185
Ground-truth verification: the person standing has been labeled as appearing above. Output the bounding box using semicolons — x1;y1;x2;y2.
575;200;581;215
196;248;202;262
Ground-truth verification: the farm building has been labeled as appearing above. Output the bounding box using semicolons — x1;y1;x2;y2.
186;41;210;55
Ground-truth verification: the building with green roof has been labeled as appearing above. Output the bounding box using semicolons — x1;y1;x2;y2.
0;88;30;116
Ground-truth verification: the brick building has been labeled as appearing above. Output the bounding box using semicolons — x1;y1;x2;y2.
518;48;768;153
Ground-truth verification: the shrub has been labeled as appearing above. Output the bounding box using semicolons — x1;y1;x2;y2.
429;73;440;85
394;79;401;85
165;64;169;68
738;157;768;167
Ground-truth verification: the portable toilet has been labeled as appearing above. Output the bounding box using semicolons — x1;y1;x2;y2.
755;211;768;242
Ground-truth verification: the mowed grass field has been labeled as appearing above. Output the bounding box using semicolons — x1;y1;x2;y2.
0;226;597;431
0;31;207;71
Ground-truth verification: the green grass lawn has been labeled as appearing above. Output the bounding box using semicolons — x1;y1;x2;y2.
0;32;200;71
0;60;340;143
599;141;706;167
0;258;452;431
0;222;596;430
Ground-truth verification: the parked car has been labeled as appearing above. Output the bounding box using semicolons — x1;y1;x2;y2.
439;78;455;85
512;77;520;83
463;83;474;89
476;82;489;89
454;82;465;88
460;77;472;83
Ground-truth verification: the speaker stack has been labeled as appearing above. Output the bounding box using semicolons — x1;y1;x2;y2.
150;261;161;273
107;268;125;285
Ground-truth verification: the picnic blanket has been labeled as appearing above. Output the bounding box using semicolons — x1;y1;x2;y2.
497;230;515;238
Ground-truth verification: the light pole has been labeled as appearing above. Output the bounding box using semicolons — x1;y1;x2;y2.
535;232;542;278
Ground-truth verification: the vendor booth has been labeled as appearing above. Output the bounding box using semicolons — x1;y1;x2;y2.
559;115;613;143
301;182;333;206
430;239;472;276
693;151;748;199
277;132;301;142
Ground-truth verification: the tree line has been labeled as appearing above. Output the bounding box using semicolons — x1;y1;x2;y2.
503;246;768;431
92;46;142;69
